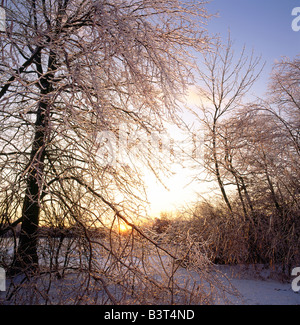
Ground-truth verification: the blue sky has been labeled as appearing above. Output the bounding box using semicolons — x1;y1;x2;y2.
205;0;300;97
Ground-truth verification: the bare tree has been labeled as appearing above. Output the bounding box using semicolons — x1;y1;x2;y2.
0;0;238;305
188;53;300;267
192;36;263;213
267;55;300;155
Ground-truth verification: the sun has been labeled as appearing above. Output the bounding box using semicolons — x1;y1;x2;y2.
119;223;128;233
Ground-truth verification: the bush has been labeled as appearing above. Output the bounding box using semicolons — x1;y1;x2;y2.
168;200;300;271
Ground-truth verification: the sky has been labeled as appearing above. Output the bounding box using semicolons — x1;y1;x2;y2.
206;0;300;97
146;0;300;217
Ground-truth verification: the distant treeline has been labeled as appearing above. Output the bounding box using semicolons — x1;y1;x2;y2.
0;225;107;239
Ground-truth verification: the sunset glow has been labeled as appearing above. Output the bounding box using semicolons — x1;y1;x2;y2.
118;223;129;233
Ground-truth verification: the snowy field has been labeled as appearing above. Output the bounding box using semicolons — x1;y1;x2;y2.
1;238;299;305
1;264;299;305
215;265;300;305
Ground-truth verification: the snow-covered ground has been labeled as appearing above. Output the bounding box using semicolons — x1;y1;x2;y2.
215;265;300;305
1;238;299;305
1;264;299;305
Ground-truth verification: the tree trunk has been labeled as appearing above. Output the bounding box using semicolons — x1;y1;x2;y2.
212;123;233;213
9;42;56;275
10;100;49;275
